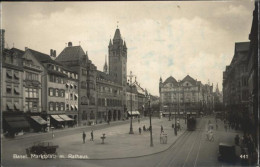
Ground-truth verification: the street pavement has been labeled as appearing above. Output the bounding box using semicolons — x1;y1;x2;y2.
2;117;186;166
1;116;247;167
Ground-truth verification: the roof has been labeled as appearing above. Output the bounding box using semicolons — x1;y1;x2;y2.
97;71;115;82
180;75;197;85
235;42;250;52
164;76;178;85
126;84;138;94
10;48;25;56
113;28;122;40
28;49;62;65
56;46;85;62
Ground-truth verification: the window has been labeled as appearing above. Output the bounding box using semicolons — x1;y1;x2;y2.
49;102;53;111
81;81;86;89
25;88;29;98
50;75;54;82
14;71;19;80
65;93;69;99
6;85;12;94
74;85;77;89
75;74;78;79
49;88;53;96
60;90;64;97
60;103;64;111
14;85;20;95
55;89;59;96
56;102;59;111
70;93;73;100
66;104;69;110
6;70;12;79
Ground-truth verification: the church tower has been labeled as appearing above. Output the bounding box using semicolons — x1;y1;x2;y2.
103;55;108;74
108;27;127;86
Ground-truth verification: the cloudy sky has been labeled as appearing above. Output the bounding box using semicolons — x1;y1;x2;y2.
2;1;254;96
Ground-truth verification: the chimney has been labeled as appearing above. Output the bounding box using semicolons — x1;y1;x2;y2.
50;49;53;57
68;42;72;47
0;29;5;51
53;50;56;58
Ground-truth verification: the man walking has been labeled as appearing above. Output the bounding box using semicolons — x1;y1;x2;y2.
82;131;86;144
139;127;142;134
161;125;164;133
90;130;94;141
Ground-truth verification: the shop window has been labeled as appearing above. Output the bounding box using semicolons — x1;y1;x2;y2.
66;104;69;110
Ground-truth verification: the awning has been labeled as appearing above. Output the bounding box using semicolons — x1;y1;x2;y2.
4;116;30;129
31;116;47;125
7;102;14;110
74;105;78;110
128;111;140;115
192;112;197;114
180;112;184;114
163;112;169;115
75;94;78;98
51;115;64;122
59;115;74;121
187;112;191;114
71;105;74;110
70;84;74;87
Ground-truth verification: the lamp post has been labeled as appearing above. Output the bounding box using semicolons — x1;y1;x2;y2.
148;93;153;147
128;71;135;134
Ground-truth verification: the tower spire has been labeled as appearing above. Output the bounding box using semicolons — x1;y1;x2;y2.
103;54;108;74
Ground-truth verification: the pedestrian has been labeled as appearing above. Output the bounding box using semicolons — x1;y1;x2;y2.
90;130;94;141
143;125;146;131
82;131;86;144
139;127;142;134
161;125;164;133
235;134;240;146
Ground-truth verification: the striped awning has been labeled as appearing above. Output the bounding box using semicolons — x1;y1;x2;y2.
31;116;47;125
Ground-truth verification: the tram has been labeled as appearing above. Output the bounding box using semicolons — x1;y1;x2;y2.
187;117;196;131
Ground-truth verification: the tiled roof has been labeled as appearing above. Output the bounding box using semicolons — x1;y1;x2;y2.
56;46;85;62
180;75;196;85
97;70;115;82
28;49;61;65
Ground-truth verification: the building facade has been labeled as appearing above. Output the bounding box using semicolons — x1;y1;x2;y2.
159;75;214;117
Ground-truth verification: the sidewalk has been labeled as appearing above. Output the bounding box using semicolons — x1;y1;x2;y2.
2;118;146;142
44;117;186;159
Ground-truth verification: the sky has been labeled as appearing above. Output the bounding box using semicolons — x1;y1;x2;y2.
1;1;255;96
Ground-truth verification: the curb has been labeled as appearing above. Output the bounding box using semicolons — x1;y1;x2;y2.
65;129;188;160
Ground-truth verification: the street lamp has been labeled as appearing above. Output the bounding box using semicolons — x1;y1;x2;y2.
128;71;135;134
147;93;153;147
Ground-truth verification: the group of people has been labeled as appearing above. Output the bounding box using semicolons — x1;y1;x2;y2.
82;130;94;143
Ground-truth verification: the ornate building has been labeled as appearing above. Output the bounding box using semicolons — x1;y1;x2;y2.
159;75;214;117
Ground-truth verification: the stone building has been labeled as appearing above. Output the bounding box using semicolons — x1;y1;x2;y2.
2;47;30;135
56;42;96;126
223;42;250;118
159;75;214;117
247;2;258;153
